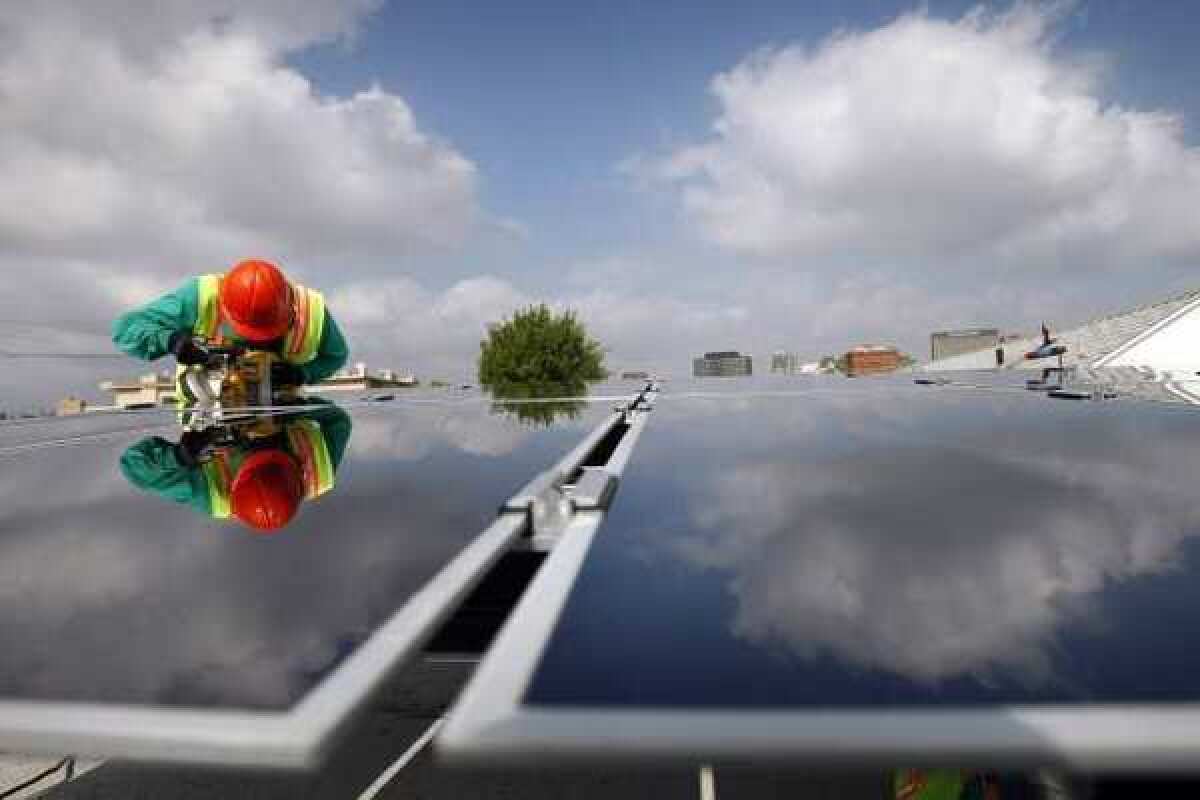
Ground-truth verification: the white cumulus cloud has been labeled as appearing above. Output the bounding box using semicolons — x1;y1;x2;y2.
661;4;1200;274
0;1;483;405
0;1;478;323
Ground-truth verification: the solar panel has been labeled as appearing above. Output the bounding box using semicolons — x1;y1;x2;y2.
441;376;1200;770
0;390;627;767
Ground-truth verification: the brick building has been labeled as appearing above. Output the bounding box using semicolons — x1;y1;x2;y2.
844;345;903;376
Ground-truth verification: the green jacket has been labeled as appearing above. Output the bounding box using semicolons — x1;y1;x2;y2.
119;403;353;517
111;277;349;384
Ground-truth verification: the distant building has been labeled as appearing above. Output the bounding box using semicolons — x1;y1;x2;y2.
770;351;800;374
100;372;176;409
930;329;1000;362
931;326;998;362
307;362;418;393
620;371;650;380
693;351;753;377
844;345;903;376
56;396;87;416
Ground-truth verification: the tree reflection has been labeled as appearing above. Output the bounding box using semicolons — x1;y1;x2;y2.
487;380;588;428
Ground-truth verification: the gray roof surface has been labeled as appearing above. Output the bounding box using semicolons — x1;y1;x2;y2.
925;288;1200;371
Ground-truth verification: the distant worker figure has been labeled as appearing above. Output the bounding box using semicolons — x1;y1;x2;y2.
119;402;352;533
1024;322;1066;362
112;259;348;385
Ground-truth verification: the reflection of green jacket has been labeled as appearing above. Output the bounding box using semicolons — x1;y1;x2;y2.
119;404;352;517
111;277;349;384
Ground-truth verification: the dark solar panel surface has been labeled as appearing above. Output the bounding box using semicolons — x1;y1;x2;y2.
528;377;1200;708
0;393;613;711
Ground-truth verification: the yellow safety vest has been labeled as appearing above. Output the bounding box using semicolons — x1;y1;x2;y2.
193;274;326;365
201;421;335;519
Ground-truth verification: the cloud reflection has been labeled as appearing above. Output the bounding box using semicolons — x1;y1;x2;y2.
0;399;595;708
669;394;1200;685
348;404;533;459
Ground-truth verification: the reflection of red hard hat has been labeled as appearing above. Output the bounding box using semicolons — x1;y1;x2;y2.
220;259;292;342
230;449;304;533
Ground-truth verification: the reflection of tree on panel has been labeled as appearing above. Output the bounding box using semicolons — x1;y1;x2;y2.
489;383;587;428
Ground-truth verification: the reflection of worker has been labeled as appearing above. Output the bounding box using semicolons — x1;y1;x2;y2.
892;768;1003;799
119;403;352;533
112;259;348;385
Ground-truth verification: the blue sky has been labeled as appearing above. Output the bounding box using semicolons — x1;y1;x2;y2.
290;0;1200;288
3;0;1200;400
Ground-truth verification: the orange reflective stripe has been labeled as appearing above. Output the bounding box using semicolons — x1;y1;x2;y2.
291;425;318;498
281;284;325;365
288;286;309;358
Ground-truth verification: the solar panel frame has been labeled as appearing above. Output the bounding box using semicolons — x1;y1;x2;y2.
439;385;1200;773
0;406;631;769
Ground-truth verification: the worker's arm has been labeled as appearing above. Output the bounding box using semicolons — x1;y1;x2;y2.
319;406;354;470
298;309;349;384
118;436;211;515
111;279;201;361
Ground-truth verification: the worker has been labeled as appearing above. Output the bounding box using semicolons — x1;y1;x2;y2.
112;259;348;385
119;402;352;533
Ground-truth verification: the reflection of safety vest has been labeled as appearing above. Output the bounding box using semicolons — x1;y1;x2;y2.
193;274;326;364
286;419;336;501
201;419;335;519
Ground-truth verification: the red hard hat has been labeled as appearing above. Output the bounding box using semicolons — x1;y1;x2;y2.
220;259;292;342
229;449;305;533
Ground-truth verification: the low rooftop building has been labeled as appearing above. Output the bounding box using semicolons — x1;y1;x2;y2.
845;345;903;376
306;362;418;393
99;372;175;409
56;396;87;416
770;351;800;374
693;351;753;377
930;329;1000;361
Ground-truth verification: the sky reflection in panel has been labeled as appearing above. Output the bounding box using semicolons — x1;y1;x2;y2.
0;397;608;711
529;382;1200;708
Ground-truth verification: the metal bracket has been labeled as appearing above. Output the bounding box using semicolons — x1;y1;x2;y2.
505;467;618;551
568;467;618;511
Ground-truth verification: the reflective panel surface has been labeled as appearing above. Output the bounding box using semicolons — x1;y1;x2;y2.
0;392;613;710
529;377;1200;708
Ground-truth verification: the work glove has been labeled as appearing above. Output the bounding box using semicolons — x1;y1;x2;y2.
169;332;210;366
271;361;306;387
175;428;219;467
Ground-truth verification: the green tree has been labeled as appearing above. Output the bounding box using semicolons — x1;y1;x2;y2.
478;305;607;394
